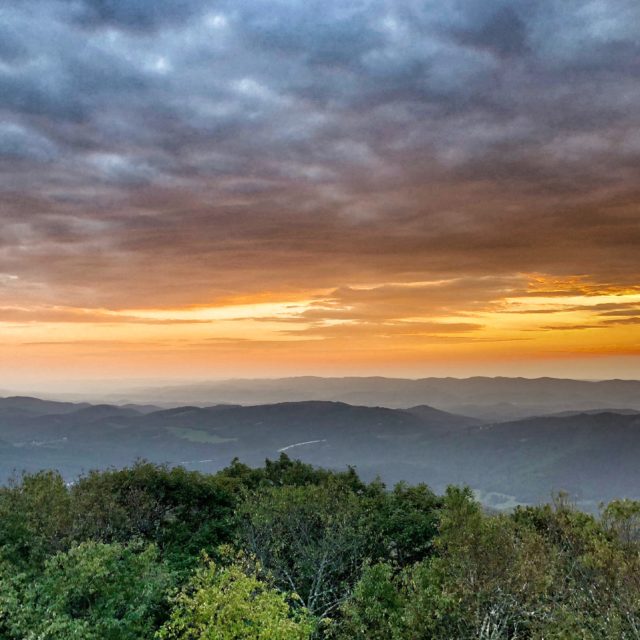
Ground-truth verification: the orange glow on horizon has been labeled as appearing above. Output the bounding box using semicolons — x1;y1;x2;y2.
1;274;639;388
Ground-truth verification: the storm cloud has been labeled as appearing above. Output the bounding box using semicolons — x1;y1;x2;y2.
1;0;639;312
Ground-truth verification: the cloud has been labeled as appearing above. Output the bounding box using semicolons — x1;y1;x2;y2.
86;153;160;186
603;316;640;326
0;306;213;324
0;0;638;318
453;5;531;58
0;124;58;162
281;320;485;341
73;0;206;32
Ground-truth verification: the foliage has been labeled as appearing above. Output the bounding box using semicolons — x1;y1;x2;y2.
234;457;441;620
237;481;366;618
156;559;314;639
69;462;236;569
0;541;172;640
336;563;407;640
336;487;640;640
0;459;639;639
217;453;365;492
0;470;71;568
359;480;441;566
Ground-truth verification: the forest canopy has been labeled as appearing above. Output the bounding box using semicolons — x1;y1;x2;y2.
0;456;639;639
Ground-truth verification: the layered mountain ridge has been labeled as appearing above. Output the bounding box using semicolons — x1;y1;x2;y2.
1;386;639;510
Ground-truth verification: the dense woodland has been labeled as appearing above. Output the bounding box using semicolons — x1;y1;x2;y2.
1;455;639;639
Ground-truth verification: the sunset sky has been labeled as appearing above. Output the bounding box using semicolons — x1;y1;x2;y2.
1;0;639;390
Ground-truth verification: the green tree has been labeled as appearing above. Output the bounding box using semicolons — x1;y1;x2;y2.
601;499;640;548
360;480;441;567
237;482;367;619
217;454;365;493
0;540;172;639
337;563;406;640
0;470;71;569
157;560;314;639
70;462;235;569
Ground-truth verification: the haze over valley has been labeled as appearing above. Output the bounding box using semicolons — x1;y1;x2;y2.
2;376;639;511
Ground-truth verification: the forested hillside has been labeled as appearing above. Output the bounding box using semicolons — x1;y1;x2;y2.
2;396;640;509
1;456;639;639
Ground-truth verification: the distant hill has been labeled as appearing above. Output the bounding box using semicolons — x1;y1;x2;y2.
405;405;481;431
544;408;640;418
429;412;640;508
0;396;91;417
1;396;640;510
109;376;640;421
0;399;446;460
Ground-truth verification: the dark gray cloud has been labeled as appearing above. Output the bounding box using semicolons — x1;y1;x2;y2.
453;5;531;58
73;0;206;31
0;0;639;309
0;123;59;161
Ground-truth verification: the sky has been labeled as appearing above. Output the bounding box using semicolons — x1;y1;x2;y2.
1;0;639;390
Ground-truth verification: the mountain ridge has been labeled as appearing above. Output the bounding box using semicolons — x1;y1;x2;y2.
101;376;640;421
1;396;639;510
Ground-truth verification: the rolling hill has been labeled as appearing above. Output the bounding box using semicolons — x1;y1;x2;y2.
103;376;640;421
1;395;639;510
